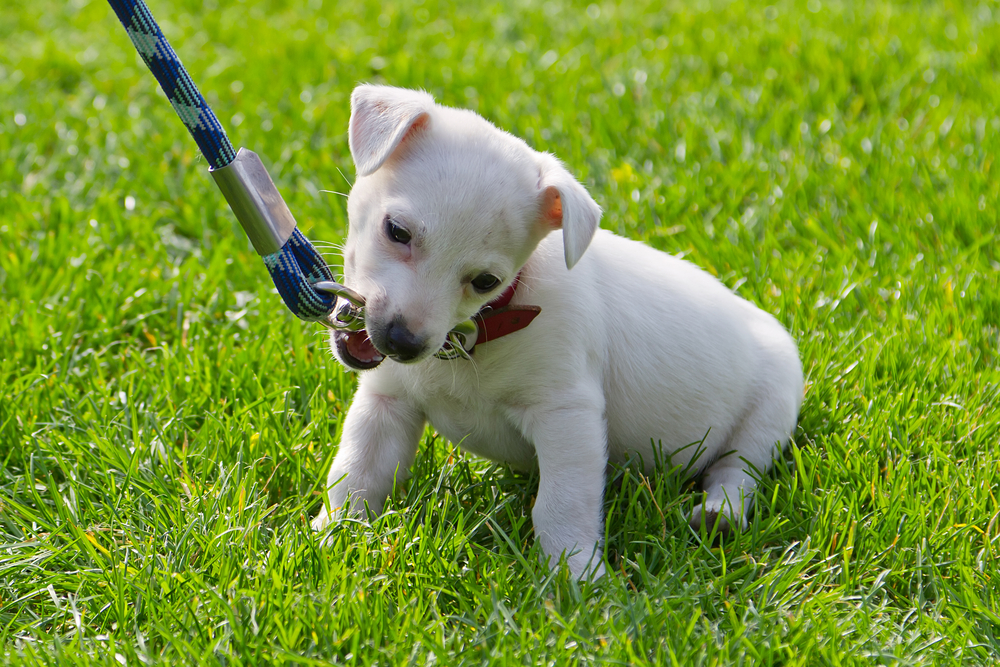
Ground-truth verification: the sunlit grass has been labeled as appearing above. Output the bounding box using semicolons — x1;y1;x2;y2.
2;0;999;663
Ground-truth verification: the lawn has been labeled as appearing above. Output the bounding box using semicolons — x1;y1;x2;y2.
2;0;999;663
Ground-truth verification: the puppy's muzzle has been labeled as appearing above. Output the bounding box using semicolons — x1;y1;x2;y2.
315;280;479;369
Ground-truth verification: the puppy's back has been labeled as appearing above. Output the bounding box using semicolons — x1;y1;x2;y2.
559;230;800;468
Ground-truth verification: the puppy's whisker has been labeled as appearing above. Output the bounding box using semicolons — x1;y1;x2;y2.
335;166;354;188
319;189;350;199
448;353;461;395
466;352;482;391
514;281;538;298
312;244;347;255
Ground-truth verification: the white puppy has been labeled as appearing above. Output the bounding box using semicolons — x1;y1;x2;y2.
313;84;804;578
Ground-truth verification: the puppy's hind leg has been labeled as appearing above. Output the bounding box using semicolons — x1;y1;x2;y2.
692;380;801;536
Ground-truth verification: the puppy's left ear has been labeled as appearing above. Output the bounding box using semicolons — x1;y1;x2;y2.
537;154;602;269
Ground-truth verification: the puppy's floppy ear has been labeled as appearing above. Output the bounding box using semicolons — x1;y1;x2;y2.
349;85;435;176
537;153;602;269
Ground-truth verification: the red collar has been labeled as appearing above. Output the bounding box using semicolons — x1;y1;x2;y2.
472;274;541;348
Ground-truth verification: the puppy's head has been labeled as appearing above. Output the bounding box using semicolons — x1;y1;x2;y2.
332;85;602;370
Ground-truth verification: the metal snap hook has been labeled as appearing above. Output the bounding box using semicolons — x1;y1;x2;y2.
314;281;367;331
314;281;365;307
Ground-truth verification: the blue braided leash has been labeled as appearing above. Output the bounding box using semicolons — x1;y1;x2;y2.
106;0;337;321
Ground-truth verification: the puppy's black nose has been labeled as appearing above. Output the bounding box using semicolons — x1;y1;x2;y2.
383;318;425;361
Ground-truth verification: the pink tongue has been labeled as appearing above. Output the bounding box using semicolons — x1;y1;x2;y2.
346;330;382;363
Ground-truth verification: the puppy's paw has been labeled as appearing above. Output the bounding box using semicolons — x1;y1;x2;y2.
688;501;746;539
568;554;607;581
583;560;607;580
310;507;341;533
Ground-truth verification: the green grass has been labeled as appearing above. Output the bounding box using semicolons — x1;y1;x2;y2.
2;0;999;663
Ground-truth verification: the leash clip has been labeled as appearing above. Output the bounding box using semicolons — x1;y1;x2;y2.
314;281;367;332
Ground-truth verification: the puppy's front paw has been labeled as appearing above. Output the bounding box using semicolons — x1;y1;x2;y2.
310;507;341;533
540;548;607;580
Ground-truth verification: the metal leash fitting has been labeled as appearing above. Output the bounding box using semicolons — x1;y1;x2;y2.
106;0;337;322
313;281;367;332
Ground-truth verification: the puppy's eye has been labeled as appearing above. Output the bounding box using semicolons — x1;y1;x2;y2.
471;273;501;293
385;217;411;244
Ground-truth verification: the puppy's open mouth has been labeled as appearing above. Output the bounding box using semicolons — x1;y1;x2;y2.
333;329;385;370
